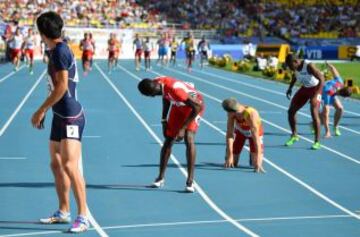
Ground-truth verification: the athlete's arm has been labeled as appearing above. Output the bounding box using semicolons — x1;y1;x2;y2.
248;111;261;160
225;113;235;168
286;73;297;100
162;98;171;137
31;70;68;129
325;62;340;78
176;95;202;140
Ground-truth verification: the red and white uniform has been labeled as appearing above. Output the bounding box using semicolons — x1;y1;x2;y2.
81;39;94;60
108;39;117;59
232;107;264;154
155;76;205;138
24;35;35;60
10;35;23;59
292;60;322;108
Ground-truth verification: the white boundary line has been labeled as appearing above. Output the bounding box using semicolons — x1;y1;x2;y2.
0;65;25;84
148;67;360;166
83;135;102;138
0;214;352;237
181;65;360;135
0;157;27;160
97;63;259;237
198;64;360;116
0;69;47;137
78;155;109;237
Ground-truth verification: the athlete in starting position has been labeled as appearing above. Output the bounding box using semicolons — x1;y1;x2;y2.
222;98;265;173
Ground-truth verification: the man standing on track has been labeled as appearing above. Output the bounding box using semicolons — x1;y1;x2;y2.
22;28;36;75
137;76;204;193
285;54;325;150
79;33;94;76
133;33;143;71
31;11;89;233
9;27;23;71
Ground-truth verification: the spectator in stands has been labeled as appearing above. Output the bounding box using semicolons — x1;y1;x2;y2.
254;53;267;71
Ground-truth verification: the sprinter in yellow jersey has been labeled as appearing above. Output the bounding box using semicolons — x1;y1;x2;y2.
170;37;178;66
182;32;195;72
222;98;265;173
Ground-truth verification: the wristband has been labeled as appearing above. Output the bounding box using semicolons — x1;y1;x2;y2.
161;119;167;123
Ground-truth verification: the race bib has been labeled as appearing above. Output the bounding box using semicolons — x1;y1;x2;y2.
66;125;79;138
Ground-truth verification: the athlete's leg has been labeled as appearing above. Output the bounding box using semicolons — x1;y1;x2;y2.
184;131;196;185
60;139;87;216
333;97;343;128
50;141;71;213
310;96;321;143
156;136;175;181
322;105;331;138
333;97;343;136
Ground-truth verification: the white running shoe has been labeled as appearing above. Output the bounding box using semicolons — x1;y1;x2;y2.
39;210;71;224
151;179;165;188
185;183;195;193
68;215;89;233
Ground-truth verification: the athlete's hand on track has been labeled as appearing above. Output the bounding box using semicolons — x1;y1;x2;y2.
286;89;292;100
31;109;46;129
224;157;234;168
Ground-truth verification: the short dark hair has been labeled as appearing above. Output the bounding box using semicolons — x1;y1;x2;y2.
36;11;63;39
138;78;156;96
222;98;238;112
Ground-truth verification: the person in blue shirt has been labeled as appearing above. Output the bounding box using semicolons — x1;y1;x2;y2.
321;62;352;138
31;12;89;233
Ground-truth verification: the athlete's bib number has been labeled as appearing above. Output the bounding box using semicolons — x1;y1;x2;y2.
66;125;79;139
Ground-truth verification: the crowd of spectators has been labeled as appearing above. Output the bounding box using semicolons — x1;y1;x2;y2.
0;0;162;28
140;0;360;39
0;0;359;39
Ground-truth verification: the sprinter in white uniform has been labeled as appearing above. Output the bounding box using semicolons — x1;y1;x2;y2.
284;54;325;150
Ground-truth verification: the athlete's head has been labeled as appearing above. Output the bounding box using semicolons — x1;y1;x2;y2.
138;78;162;97
36;11;63;40
337;87;352;97
28;28;33;35
222;98;239;113
285;54;301;71
84;33;88;39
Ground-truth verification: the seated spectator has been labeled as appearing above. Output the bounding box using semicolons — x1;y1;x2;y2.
254;53;267;71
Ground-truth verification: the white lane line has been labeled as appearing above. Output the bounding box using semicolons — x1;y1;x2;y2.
0;65;25;83
0;214;352;237
97;63;259;237
202;117;360;221
83;135;102;138
0;157;27;160
149;67;360;166
78;154;108;237
0;70;47;137
176;65;360;135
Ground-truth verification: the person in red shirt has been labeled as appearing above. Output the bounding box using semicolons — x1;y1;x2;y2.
138;76;205;193
79;33;94;75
